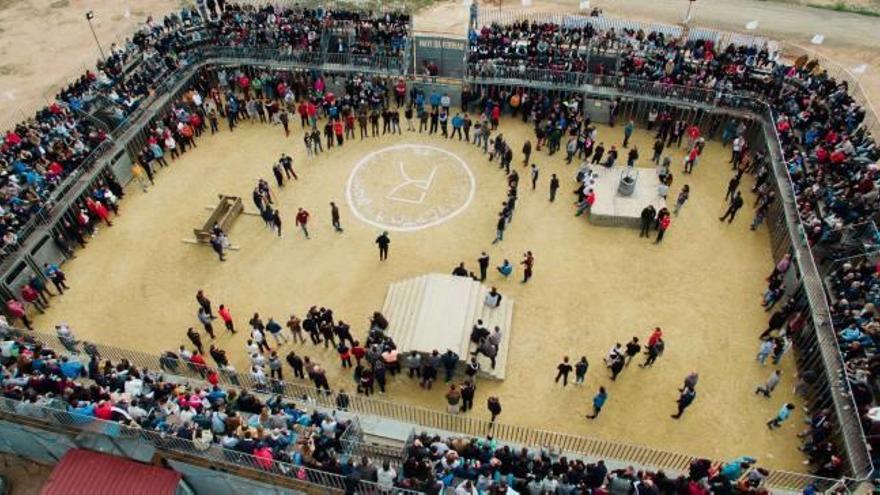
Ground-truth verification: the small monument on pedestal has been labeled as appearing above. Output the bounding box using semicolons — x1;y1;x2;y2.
617;167;639;197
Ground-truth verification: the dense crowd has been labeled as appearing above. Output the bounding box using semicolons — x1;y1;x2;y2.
468;19;880;237
215;4;410;57
823;258;880;436
403;431;791;494
0;322;420;491
0;106;109;253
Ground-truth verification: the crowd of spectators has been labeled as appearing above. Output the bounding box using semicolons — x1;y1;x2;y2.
823;258;880;444
214;4;409;58
468;18;880;237
401;431;795;494
0;104;109;254
0;321;419;491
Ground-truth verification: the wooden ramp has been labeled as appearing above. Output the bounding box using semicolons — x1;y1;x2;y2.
381;274;514;380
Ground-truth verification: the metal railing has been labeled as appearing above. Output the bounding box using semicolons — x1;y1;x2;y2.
0;396;420;494
474;10;777;55
1;324;848;492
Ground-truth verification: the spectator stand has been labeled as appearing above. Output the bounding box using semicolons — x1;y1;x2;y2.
0;323;853;493
0;399;420;494
0;326;422;493
778;42;880;140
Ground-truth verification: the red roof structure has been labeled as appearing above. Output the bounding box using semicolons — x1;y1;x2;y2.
41;449;183;495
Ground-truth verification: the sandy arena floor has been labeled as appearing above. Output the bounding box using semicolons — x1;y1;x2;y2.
34;114;806;471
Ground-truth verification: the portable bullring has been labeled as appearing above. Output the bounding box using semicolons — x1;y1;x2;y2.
0;2;874;493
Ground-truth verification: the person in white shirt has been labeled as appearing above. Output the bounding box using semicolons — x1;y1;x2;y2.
455;479;478;495
377;461;397;488
484;287;502;308
251;366;267;387
124;376;144;397
320;417;337;437
246;339;260;356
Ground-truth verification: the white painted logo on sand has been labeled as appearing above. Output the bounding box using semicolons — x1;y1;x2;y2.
346;144;475;231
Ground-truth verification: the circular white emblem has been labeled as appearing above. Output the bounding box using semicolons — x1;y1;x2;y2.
346;144;476;231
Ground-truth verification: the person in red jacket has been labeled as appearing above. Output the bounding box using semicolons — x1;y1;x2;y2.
21;284;47;313
351;341;366;366
295;208;311;239
297;101;308;128
333;120;344;146
189;351;208;377
5;298;32;330
655;210;671;244
94;401;113;420
491;104;501;130
218;304;235;333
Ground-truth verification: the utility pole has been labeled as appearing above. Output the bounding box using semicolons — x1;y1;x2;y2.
85;11;107;63
683;0;697;26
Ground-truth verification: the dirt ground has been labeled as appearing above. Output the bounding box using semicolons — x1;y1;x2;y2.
0;453;52;495
34;113;806;470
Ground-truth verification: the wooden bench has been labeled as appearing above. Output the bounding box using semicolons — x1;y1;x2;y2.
194;194;243;243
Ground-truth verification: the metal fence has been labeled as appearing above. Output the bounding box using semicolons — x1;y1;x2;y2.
1;324;850;492
0;396;420;494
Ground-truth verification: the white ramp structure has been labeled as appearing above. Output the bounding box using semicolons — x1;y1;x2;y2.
381;274;514;380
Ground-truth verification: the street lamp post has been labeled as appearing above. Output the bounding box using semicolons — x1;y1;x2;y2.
684;0;697;26
85;11;107;63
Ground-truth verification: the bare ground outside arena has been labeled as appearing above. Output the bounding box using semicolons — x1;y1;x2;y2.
35;115;806;470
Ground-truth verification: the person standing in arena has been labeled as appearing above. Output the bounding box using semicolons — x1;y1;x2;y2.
196;290;214;318
671;386;696;419
719;191;745;223
218;304;235;333
295;208;310;239
271;208;283;238
210;234;225;261
330;202;344;233
586;386;607;419
376;232;391;261
478;252;489;281
521;251;534;283
555;356;573;386
487;396;502;423
549;174;559;202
